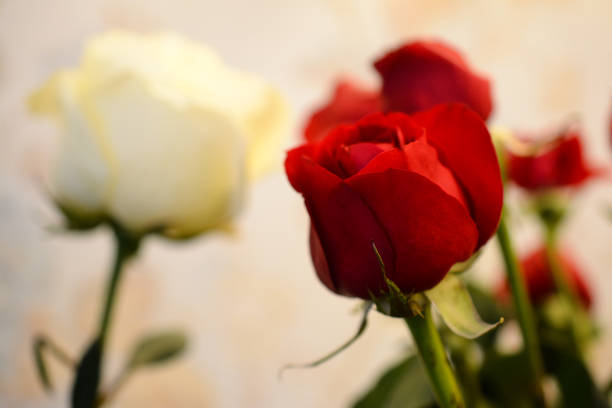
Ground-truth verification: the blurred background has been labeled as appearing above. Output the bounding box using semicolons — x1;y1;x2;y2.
1;0;612;406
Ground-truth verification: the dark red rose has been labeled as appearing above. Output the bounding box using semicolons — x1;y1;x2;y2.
303;40;493;142
303;79;383;142
498;246;593;309
506;127;598;191
286;104;503;299
374;41;493;121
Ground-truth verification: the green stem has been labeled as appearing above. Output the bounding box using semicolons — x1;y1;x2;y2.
496;211;546;405
543;226;579;307
543;224;587;359
98;229;137;346
94;225;139;404
405;303;465;408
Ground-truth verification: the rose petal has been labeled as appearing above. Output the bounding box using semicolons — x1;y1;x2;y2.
347;169;478;292
507;133;595;190
29;71;112;217
412;104;503;248
92;75;246;237
303;79;382;142
354;142;468;209
521;247;593;309
374;40;493;120
285;149;395;298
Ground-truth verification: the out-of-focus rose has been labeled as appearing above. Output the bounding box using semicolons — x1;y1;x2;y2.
609;100;612;149
303;40;492;141
374;41;492;120
29;30;288;238
506;126;597;191
303;79;382;142
286;104;503;299
498;246;593;309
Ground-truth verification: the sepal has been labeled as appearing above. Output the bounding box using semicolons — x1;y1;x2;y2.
426;274;503;339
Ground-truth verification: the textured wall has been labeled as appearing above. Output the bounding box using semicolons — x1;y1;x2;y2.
1;1;612;406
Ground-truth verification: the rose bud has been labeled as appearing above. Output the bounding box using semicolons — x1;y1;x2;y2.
303;79;382;142
303;40;492;142
286;104;503;298
506;125;598;191
29;30;288;238
374;40;493;121
498;246;593;310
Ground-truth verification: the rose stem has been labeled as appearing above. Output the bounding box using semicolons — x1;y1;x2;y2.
496;210;547;405
543;222;585;357
95;224;140;402
405;302;465;408
543;223;580;307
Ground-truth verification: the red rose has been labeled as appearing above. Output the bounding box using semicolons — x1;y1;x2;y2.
303;79;382;142
374;41;492;121
498;246;593;309
303;40;493;142
507;127;597;190
286;104;503;299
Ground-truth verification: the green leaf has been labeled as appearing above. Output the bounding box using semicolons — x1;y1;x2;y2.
479;352;534;408
128;331;187;369
426;274;503;339
541;334;609;408
71;338;102;408
352;355;435;408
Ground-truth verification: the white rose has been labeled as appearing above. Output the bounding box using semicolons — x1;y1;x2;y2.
29;30;289;238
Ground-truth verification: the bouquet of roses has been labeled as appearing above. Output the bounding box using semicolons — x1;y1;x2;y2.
285;40;609;408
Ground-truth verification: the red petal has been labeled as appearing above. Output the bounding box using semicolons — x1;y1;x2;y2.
347;169;478;292
354;142;468;209
518;247;593;309
374;41;493;120
334;142;391;177
285;150;395;298
507;132;596;190
412;104;503;248
303;79;383;142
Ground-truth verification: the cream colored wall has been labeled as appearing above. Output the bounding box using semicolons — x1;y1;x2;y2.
1;1;612;407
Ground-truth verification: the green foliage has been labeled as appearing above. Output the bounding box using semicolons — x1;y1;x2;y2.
352;355;435;408
127;331;188;369
33;337;52;391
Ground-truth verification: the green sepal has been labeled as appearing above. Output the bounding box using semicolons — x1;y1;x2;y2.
279;302;373;377
55;201;106;232
33;337;52;392
426;274;503;339
449;250;482;274
32;335;75;393
370;242;426;318
530;191;568;232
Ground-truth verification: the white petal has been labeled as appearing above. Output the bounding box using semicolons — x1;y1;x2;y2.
81;30;289;178
29;72;111;217
91;75;246;237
